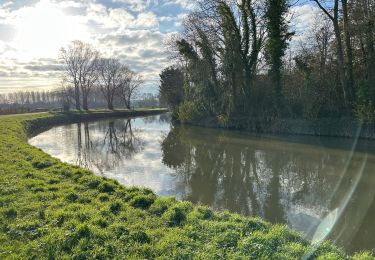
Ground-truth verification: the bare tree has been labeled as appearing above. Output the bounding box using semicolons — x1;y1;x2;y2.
98;58;124;110
60;41;99;110
118;70;143;109
60;42;81;109
312;0;354;104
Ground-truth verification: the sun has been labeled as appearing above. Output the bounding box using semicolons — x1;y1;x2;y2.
13;0;88;60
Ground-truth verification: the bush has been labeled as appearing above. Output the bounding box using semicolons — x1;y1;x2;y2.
354;102;375;123
355;80;375;123
177;101;204;123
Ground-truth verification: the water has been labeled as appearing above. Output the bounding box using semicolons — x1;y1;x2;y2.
29;114;375;253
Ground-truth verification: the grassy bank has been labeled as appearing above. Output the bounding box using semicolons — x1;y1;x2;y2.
0;111;372;259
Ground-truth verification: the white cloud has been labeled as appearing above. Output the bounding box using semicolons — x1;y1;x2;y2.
112;0;152;12
288;4;322;51
0;0;206;94
0;0;184;93
135;11;159;28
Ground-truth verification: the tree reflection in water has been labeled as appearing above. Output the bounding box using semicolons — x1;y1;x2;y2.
161;125;375;252
75;119;144;174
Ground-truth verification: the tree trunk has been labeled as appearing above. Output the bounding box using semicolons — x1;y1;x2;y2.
342;0;354;100
108;99;114;110
82;94;89;110
333;20;349;103
75;85;81;110
313;0;351;104
366;22;375;103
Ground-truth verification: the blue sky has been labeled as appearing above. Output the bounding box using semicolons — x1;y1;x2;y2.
0;0;320;94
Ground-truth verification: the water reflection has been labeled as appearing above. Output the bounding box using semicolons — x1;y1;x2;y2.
161;125;375;253
74;120;144;174
29;115;375;253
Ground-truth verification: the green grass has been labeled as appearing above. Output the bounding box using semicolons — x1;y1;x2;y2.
0;111;373;259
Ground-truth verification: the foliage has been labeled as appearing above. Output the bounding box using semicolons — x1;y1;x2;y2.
159;66;185;112
161;0;375;126
264;0;293;108
355;80;375;123
0;112;372;259
177;101;204;123
163;0;265;119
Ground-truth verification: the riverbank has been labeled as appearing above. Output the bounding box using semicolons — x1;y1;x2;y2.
189;116;375;139
0;110;372;259
25;108;169;137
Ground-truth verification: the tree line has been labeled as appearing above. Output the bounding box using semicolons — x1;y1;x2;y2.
0;41;156;115
159;0;375;124
0;89;159;115
0;90;62;114
60;41;143;111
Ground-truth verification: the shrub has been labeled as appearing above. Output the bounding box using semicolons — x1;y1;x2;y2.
354;102;375;123
177;101;204;123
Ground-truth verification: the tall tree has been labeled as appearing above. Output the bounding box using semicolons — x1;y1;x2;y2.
60;41;99;110
176;0;265;115
118;69;143;109
312;0;354;104
98;58;123;110
264;0;293;109
159;66;185;110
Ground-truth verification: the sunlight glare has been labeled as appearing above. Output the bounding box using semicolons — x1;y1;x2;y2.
13;0;88;60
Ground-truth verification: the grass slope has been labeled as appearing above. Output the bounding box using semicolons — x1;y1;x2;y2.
0;111;373;259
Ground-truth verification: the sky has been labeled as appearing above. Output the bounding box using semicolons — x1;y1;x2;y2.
0;0;320;94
